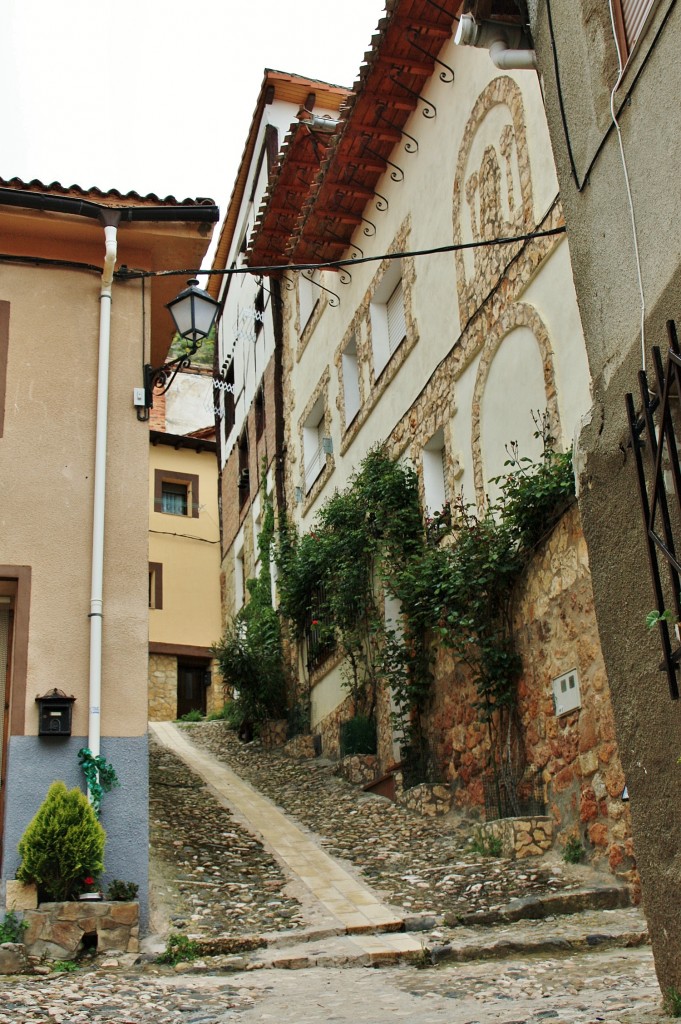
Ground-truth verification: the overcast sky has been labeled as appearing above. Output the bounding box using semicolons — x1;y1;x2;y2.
2;0;386;220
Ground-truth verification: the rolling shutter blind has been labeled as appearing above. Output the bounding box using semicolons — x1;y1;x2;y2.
386;280;406;355
0;609;8;779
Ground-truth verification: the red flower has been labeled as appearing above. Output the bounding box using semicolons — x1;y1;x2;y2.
311;619;319;626
84;877;94;886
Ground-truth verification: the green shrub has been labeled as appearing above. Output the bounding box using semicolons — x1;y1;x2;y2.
562;835;585;864
176;709;204;723
105;879;139;902
16;781;105;902
665;987;681;1017
339;716;377;756
0;910;27;944
157;933;199;965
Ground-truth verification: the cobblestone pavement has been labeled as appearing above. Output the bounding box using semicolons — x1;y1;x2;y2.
149;739;307;937
0;945;668;1023
1;721;668;1023
180;722;609;919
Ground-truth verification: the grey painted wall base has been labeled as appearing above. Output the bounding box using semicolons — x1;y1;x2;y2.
1;735;149;929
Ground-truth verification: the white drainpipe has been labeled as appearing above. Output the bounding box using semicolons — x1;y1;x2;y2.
88;221;118;758
455;13;537;71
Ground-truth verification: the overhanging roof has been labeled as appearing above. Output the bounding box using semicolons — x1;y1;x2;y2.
0;177;219;365
246;0;461;271
208;70;351;297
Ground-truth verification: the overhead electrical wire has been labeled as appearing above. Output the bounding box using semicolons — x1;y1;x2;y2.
110;226;567;282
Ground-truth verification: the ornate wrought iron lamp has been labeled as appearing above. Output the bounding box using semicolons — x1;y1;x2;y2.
138;278;220;421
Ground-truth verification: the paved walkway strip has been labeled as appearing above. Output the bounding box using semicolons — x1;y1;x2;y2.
149;722;414;954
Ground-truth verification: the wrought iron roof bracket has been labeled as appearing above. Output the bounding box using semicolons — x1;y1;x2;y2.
343;163;390;213
360;134;405;182
331;188;377;237
301;268;340;307
375;104;419;154
407;28;455;83
423;0;458;19
388;67;437;118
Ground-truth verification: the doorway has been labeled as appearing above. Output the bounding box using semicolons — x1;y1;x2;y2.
176;659;209;719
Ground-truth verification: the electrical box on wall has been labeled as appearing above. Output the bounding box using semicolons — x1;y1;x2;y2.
552;669;581;717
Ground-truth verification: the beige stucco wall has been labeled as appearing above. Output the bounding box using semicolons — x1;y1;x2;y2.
0;263;148;738
148;444;222;650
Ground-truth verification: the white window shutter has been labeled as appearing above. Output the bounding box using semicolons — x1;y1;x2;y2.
386;280;406;355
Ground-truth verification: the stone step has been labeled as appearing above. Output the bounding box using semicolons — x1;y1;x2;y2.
450;884;631;927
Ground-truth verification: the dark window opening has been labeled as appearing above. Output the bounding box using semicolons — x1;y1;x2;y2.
238;432;250;509
254;285;265;338
255;387;265;441
224;361;235;435
305;582;336;672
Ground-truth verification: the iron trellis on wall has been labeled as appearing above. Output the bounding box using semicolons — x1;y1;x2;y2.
626;319;681;700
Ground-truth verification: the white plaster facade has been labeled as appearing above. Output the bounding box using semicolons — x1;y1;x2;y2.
277;37;592;734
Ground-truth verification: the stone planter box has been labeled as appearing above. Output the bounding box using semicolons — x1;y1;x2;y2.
337;754;378;786
22;901;140;959
261;718;288;750
478;815;554;859
397;782;452;817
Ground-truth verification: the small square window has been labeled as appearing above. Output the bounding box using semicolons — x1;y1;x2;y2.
154;470;199;519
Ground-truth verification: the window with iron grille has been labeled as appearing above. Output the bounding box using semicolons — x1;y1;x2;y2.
305;582;335;672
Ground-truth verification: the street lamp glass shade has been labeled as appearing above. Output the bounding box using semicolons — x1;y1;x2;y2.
166;278;219;343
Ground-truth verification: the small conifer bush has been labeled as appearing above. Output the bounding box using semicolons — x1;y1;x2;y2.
16;781;105;902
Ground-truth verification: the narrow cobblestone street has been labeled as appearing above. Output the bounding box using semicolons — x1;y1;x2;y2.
1;722;671;1023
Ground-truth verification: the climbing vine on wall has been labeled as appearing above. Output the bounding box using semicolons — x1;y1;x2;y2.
213;464;288;731
277;417;574;783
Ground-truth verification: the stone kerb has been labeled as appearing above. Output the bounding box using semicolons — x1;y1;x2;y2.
20;901;140;961
335;754;378;786
261;719;288;750
478;816;554;859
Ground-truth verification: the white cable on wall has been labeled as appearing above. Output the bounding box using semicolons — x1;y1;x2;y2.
608;0;647;372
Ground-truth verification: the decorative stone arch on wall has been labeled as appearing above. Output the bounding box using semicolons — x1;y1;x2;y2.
471;303;561;506
453;76;534;320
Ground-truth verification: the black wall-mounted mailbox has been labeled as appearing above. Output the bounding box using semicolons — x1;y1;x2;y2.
36;688;76;736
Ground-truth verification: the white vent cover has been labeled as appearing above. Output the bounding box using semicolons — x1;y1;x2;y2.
552;668;581;717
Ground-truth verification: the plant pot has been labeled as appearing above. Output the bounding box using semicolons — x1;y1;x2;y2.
77;892;103;902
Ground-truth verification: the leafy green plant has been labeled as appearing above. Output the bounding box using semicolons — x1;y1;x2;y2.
157;933;199;966
213;466;287;731
177;709;204;723
276;425;574;786
470;828;503;858
646;608;675;629
0;910;28;944
562;834;585;864
339;716;377;757
77;748;120;818
665;987;681;1017
206;703;238;723
51;959;79;972
105;879;139;902
16;781;106;902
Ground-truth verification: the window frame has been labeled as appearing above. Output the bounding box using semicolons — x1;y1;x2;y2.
0;301;8;439
153;470;199;519
370;261;406;379
611;0;658;66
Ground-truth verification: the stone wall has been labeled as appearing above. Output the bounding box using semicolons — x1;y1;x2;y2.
22;901;139;959
397;782;452;817
148;653;177;721
424;505;636;886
